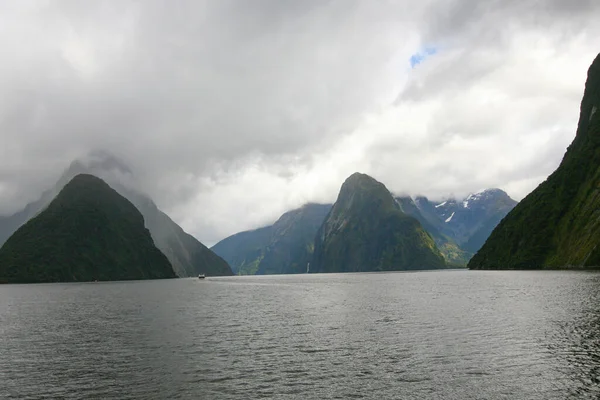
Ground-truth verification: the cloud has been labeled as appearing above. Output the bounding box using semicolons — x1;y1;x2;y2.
0;0;598;245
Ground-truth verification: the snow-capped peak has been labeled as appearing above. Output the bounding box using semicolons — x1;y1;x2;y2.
463;190;487;208
462;189;507;209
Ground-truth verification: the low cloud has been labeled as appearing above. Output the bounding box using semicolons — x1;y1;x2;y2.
0;0;598;245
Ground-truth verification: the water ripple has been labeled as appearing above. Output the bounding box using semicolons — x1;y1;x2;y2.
2;271;600;399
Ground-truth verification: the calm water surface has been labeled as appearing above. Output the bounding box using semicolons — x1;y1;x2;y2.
2;270;600;399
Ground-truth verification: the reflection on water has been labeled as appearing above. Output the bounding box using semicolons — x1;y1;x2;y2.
1;270;600;399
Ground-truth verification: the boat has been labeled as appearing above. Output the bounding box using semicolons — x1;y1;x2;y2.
198;274;206;279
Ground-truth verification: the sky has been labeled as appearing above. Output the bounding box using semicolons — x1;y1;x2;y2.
0;0;599;246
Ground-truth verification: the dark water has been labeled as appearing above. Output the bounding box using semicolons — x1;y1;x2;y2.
2;271;600;399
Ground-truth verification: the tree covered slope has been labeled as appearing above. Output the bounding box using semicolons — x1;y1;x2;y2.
212;204;331;275
311;173;446;273
469;53;600;269
0;174;176;283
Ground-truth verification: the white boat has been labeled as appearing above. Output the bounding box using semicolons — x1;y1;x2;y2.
198;274;206;279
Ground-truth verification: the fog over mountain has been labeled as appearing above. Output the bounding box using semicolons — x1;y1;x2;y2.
0;1;599;245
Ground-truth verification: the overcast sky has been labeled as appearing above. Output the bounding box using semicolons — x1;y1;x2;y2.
0;0;599;245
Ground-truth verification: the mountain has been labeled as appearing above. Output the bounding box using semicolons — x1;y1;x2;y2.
0;174;176;283
430;189;518;253
395;196;472;266
0;203;46;251
211;227;273;275
0;151;232;277
393;189;516;265
469;53;600;269
113;188;232;277
212;203;331;275
210;186;514;273
311;173;446;273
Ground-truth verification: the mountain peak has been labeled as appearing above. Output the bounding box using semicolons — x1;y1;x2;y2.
462;188;514;209
68;173;105;186
340;172;389;195
312;173;446;273
57;150;135;193
336;173;397;214
0;174;176;283
467;188;508;197
342;172;379;187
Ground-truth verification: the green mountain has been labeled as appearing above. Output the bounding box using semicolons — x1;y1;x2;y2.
0;203;42;250
0;151;232;277
311;173;446;273
0;174;176;283
211;203;331;275
469;53;600;269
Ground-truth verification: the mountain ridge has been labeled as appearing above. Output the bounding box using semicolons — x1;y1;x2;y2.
211;185;516;273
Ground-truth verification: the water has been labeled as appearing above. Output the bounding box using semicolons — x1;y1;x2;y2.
2;270;600;399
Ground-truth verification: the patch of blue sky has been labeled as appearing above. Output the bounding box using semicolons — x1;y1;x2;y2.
409;47;437;68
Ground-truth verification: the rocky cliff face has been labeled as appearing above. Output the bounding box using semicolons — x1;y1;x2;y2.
469;53;600;269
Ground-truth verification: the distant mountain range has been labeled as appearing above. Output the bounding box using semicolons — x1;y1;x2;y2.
0;174;176;283
0;152;519;279
214;180;516;273
470;53;600;270
0;151;232;277
212;203;331;275
423;189;518;252
395;189;517;264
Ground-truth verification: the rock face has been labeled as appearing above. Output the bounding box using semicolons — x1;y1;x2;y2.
212;204;331;275
311;173;446;273
0;151;232;277
469;53;600;269
0;174;176;283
